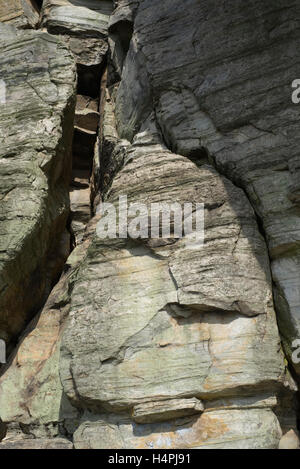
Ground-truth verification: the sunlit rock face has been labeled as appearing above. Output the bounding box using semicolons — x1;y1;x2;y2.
115;0;300;378
0;0;300;450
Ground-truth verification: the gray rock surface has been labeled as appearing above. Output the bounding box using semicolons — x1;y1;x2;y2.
41;0;113;37
0;24;76;345
0;0;299;451
0;0;40;29
115;0;300;378
59;111;292;447
132;398;204;424
0;437;73;449
73;408;282;449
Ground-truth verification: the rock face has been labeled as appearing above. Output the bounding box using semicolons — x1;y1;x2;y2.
0;437;73;449
0;0;40;29
115;0;300;379
42;0;113;38
0;24;76;346
41;1;114;243
0;0;300;451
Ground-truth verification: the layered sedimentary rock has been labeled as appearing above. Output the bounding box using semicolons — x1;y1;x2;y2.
115;0;300;378
42;0;113;38
58;102;295;448
41;0;112;91
0;0;300;451
41;1;113;243
0;24;76;346
0;0;40;29
0;217;100;447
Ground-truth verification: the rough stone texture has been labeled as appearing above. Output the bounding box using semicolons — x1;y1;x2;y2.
0;24;76;345
115;0;300;378
59;114;292;447
73;409;282;449
0;437;73;449
41;0;113;37
0;216;101;442
0;271;76;435
0;0;40;29
41;1;113;245
41;1;112;97
0;0;300;451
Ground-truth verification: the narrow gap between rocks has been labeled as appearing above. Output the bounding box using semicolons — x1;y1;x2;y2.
69;60;107;246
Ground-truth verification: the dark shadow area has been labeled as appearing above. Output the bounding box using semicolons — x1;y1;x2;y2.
32;0;43;11
77;62;105;99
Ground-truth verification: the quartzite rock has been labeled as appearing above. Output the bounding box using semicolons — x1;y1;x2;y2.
0;0;299;451
0;24;76;345
73;409;282;449
0;438;73;449
115;0;300;377
42;0;113;38
59;116;291;447
0;0;40;29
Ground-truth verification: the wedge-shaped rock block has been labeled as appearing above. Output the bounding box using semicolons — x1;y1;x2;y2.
0;24;76;344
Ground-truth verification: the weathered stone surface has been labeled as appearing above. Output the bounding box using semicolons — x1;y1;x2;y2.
0;0;40;29
0;438;73;449
42;1;112;98
59;117;289;449
132;398;204;424
279;429;300;450
0;418;6;441
42;0;113;37
0;0;299;451
0;271;76;434
0;218;101;440
73;409;282;449
65;36;108;68
0;24;76;345
115;0;300;378
108;1;136;81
